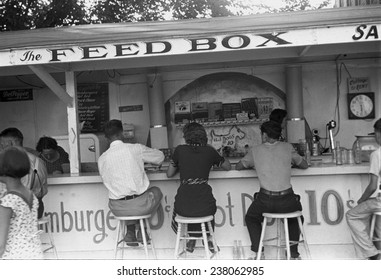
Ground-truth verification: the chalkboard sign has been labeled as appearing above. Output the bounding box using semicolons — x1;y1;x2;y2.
77;83;109;133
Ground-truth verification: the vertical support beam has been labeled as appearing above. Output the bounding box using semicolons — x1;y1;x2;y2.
147;73;168;149
286;65;305;143
65;71;81;174
147;73;166;126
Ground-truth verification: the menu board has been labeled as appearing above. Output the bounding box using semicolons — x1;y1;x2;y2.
77;83;109;133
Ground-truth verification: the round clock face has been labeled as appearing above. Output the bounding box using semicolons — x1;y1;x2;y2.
350;94;374;118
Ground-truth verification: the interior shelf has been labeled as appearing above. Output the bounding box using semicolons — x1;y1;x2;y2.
175;118;269;128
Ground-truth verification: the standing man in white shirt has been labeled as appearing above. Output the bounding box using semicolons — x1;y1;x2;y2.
346;118;381;260
98;119;164;245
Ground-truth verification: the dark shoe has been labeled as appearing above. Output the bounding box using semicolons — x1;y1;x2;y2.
202;238;220;254
122;232;139;247
368;253;380;260
186;240;196;253
137;229;151;244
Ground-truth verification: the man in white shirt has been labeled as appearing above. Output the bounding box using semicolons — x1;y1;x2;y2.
98;119;164;245
346;118;381;260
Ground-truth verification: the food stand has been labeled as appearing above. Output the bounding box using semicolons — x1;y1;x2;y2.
0;6;380;259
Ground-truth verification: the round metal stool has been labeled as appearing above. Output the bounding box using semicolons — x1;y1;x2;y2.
257;211;311;260
174;215;218;259
114;214;156;259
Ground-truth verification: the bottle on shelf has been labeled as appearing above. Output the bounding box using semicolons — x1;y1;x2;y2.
335;141;342;165
354;140;362;164
298;139;307;157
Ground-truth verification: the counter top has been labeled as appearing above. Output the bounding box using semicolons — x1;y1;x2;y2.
47;163;370;185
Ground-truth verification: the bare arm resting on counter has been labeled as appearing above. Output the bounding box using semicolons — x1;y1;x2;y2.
235;145;309;170
166;160;178;177
357;173;378;204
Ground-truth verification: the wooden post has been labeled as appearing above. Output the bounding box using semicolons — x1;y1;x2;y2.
65;71;81;174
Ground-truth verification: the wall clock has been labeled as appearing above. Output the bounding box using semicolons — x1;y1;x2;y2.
347;92;375;119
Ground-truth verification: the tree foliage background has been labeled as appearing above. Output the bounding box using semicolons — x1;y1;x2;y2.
0;0;331;31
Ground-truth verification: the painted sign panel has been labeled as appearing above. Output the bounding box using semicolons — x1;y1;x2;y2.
41;173;364;260
0;24;379;67
77;83;109;133
347;77;370;93
0;88;33;102
119;105;143;112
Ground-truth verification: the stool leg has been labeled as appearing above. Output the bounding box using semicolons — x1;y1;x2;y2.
174;222;182;259
297;216;311;259
144;218;156;259
276;219;282;260
183;224;189;257
114;220;121;259
370;214;376;241
46;220;58;259
139;219;149;259
207;221;218;259
283;218;291;260
201;222;210;259
257;217;267;260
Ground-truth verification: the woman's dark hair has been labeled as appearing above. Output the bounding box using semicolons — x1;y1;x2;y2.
0;127;24;145
374;118;381;132
269;109;287;124
183;122;207;146
0;147;30;178
260;121;282;140
103;119;123;140
36;136;58;152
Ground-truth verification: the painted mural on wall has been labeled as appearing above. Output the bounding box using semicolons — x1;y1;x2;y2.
210;126;246;156
166;72;286;152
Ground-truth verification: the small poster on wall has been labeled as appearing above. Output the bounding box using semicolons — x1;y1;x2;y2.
257;97;273;119
0;88;33;102
347;77;370;93
174;101;191;124
77;83;109;133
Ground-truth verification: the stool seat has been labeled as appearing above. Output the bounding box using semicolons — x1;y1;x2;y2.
115;214;152;220
174;215;218;259
258;211;311;260
37;216;58;259
263;211;303;219
175;215;214;224
114;214;156;259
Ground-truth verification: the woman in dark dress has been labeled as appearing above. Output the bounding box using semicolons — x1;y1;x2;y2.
36;136;70;174
167;122;231;252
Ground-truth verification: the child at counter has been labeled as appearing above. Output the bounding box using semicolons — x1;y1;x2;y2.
167;122;231;253
0;147;42;259
346;118;381;260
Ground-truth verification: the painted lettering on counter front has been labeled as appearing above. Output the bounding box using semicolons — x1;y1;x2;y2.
42;188;356;245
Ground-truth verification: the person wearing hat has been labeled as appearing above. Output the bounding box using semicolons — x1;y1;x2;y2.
236;120;308;259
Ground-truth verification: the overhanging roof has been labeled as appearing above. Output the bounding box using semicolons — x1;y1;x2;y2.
2;6;381;50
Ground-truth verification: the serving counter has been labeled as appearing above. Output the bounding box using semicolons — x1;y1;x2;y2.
44;163;370;259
